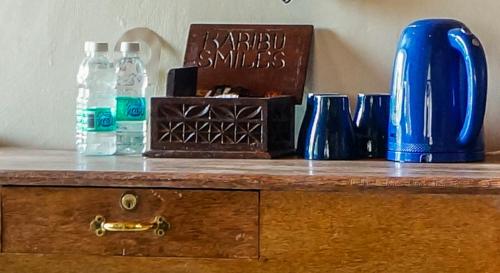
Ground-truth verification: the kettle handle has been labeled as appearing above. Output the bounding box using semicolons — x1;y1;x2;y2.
448;28;488;146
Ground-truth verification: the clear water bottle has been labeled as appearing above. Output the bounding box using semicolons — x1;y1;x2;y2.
76;45;91;151
76;42;117;155
115;42;148;155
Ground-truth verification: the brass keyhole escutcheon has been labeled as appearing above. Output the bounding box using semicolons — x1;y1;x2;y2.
120;192;138;211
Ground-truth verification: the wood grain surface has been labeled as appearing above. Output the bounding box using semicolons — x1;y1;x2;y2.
1;148;500;192
2;187;259;258
260;191;500;273
1;191;498;273
0;186;2;252
0;254;260;273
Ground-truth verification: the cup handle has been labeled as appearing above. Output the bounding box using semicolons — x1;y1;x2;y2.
448;28;487;146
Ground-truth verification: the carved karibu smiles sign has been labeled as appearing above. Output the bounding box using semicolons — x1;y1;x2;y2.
184;24;313;103
197;30;287;70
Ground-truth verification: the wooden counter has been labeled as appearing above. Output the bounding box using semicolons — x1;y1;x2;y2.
0;148;498;272
1;148;499;192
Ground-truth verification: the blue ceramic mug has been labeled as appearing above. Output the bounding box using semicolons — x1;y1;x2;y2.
296;93;315;157
354;93;390;158
304;95;357;160
297;93;339;157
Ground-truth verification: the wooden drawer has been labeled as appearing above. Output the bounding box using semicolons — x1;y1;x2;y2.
1;187;259;258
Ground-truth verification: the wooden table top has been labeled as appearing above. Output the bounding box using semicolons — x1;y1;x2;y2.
0;148;499;193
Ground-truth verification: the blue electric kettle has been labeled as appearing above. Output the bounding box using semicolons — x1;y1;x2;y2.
388;19;487;163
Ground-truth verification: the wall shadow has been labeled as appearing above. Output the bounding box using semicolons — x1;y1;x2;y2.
297;28;392;141
305;28;391;103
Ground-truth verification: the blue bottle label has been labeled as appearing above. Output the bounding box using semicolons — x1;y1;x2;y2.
81;107;115;132
116;97;146;121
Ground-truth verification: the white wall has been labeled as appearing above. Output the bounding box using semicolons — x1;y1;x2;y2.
1;0;500;150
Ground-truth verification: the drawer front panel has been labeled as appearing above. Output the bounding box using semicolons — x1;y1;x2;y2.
261;191;500;272
0;186;2;252
2;187;259;258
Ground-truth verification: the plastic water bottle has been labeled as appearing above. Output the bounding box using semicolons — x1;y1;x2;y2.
115;42;148;154
76;42;117;155
76;46;90;151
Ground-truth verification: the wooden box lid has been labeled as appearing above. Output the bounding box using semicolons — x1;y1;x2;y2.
184;24;314;104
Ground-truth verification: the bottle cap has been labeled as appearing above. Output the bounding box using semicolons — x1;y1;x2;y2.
84;42;108;53
120;42;140;53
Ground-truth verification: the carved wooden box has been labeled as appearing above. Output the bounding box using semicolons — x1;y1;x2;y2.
145;24;313;159
147;96;294;158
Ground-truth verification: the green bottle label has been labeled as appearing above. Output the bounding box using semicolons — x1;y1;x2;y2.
81;107;115;132
116;97;146;121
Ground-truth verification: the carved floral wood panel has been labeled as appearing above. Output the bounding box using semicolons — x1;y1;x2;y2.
157;103;264;145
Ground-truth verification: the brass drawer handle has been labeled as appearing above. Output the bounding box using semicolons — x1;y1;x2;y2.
90;215;171;237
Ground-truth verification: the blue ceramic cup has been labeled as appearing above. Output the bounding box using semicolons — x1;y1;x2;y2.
304;95;357;160
353;93;390;158
296;93;315;157
297;93;340;157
